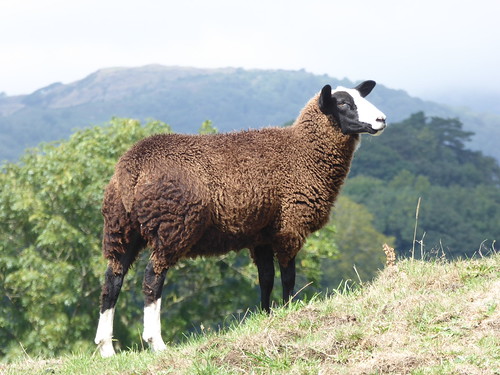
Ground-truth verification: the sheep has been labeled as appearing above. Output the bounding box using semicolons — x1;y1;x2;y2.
94;81;387;357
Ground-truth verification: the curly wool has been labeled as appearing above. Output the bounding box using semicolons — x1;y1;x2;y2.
102;93;358;272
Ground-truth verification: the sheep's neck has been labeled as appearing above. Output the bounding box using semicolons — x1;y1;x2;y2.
313;131;356;179
294;116;358;200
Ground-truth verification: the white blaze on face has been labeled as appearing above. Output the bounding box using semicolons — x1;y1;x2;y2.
332;86;387;134
142;298;167;352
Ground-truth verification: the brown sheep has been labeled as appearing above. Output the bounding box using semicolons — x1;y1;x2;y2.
94;81;387;357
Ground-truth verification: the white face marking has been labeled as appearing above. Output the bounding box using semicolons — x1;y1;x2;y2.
142;298;167;352
332;86;387;134
95;308;116;357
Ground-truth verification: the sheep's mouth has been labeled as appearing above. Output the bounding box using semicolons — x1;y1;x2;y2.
367;122;387;136
375;125;387;136
359;123;381;135
365;126;379;135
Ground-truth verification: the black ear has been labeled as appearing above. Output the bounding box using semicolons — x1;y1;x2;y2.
318;85;336;115
355;80;376;98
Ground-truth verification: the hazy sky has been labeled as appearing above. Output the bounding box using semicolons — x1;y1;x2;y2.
1;0;499;102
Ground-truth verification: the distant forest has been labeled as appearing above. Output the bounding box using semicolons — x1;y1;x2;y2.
348;112;500;257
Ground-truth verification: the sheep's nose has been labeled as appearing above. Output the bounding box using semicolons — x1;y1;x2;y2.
376;117;387;129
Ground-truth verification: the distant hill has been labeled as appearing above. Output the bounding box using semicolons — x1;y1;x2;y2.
1;65;500;162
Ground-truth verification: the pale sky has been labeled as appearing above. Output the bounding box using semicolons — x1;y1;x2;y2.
1;0;499;103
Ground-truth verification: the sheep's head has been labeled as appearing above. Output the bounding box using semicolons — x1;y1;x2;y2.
318;81;387;136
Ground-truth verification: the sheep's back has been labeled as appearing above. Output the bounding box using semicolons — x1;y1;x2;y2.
114;128;295;231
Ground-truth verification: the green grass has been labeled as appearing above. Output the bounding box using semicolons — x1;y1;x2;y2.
2;253;499;375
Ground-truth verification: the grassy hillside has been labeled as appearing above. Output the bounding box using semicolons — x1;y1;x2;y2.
2;252;498;374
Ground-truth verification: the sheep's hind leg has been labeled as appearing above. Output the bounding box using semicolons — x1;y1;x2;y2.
95;267;123;357
279;257;296;306
95;252;138;358
254;245;275;313
142;260;168;352
96;178;145;357
96;240;145;356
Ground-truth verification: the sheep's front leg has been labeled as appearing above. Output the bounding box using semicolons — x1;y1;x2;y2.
279;257;296;305
142;261;168;352
254;245;275;313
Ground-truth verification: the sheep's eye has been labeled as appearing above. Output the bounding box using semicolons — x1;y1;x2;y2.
338;102;352;110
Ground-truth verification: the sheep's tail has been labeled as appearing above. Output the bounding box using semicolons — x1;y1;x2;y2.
113;157;142;213
101;176;144;270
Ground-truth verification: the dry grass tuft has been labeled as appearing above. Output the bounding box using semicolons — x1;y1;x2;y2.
383;243;396;267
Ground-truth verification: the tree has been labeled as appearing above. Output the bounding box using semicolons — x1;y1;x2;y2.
345;113;500;258
198;120;218;134
0;119;173;359
317;196;395;289
344;172;500;258
351;112;500;187
0;118;344;360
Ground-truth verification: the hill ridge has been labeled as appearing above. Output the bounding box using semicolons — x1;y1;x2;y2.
1;65;500;163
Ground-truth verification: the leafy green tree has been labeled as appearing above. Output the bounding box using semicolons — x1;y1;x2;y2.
0;118;344;360
344;172;500;258
315;196;395;289
352;112;500;187
0;119;173;360
198;120;218;134
346;113;500;258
